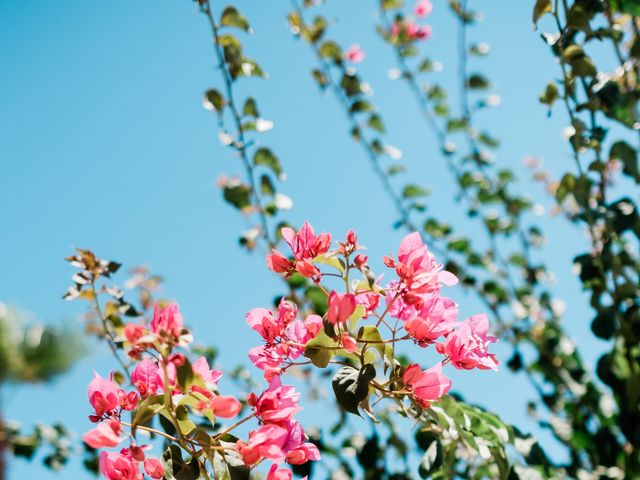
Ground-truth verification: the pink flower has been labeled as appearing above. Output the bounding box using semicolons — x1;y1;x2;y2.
99;451;142;480
192;356;223;388
209;395;242;418
354;255;368;269
345;44;365;63
123;323;146;345
249;377;301;424
237;423;289;465
150;303;183;338
88;373;119;420
414;0;433;17
385;233;457;306
247;308;281;343
327;291;356;325
266;250;295;275
248;345;282;380
247;299;297;343
118;390;139;411
438;314;498;370
403;363;452;407
341;333;358;353
404;296;458;345
282;222;331;262
281;420;321;464
355;291;380;319
131;359;162;397
83;419;123;448
143;458;164;479
267;465;297;480
268;222;331;279
416;24;432;40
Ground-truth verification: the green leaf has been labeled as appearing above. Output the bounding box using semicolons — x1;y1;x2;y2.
532;0;552;26
467;73;491;90
223;184;252;210
381;0;404;10
387;164;406;176
314;254;345;273
242;97;259;117
204;89;224;115
177;358;195;392
132;394;164;433
304;331;335;368
367;114;385;133
332;364;376;415
319;41;342;61
357;325;385;359
254;148;282;178
174;405;197;435
350;100;374;113
610;141;640;183
164;445;200;480
539;82;559;108
260;174;275;196
402;184;430;199
220;6;250;32
417;435;443;478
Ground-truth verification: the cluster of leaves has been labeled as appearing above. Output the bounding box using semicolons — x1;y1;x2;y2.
2;422;75;472
533;0;640;474
197;0;290;250
0;304;82;478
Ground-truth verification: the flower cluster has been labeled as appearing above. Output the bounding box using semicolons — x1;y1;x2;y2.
83;221;497;479
264;223;497;408
390;0;434;42
84;304;318;479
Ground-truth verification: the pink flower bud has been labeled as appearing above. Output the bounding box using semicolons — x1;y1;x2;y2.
88;373;119;419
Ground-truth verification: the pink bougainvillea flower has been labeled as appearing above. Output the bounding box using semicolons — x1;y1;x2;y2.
237;423;289;465
414;0;433;17
247;299;297;343
282;222;331;262
150;303;183;338
209;394;242;418
412;23;432;40
267;465;299;480
249;377;301;424
99;450;142;480
355;291;380;319
281;420;321;465
131;358;162;398
118;389;139;411
246;307;281;343
143;458;164;479
403;363;452;407
385;233;457;307
266;250;295;276
192;356;223;388
83;418;124;449
327;291;356;325
354;254;368;268
404;296;458;345
341;332;359;353
123;323;146;345
345;44;365;63
438;314;498;370
88;373;119;420
248;345;282;380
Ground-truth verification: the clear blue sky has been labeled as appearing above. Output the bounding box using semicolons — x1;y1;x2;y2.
0;0;611;478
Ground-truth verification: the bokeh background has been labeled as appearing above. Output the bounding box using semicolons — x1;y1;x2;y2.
1;0;604;478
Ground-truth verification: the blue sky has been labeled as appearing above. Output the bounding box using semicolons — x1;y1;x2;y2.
0;0;613;478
